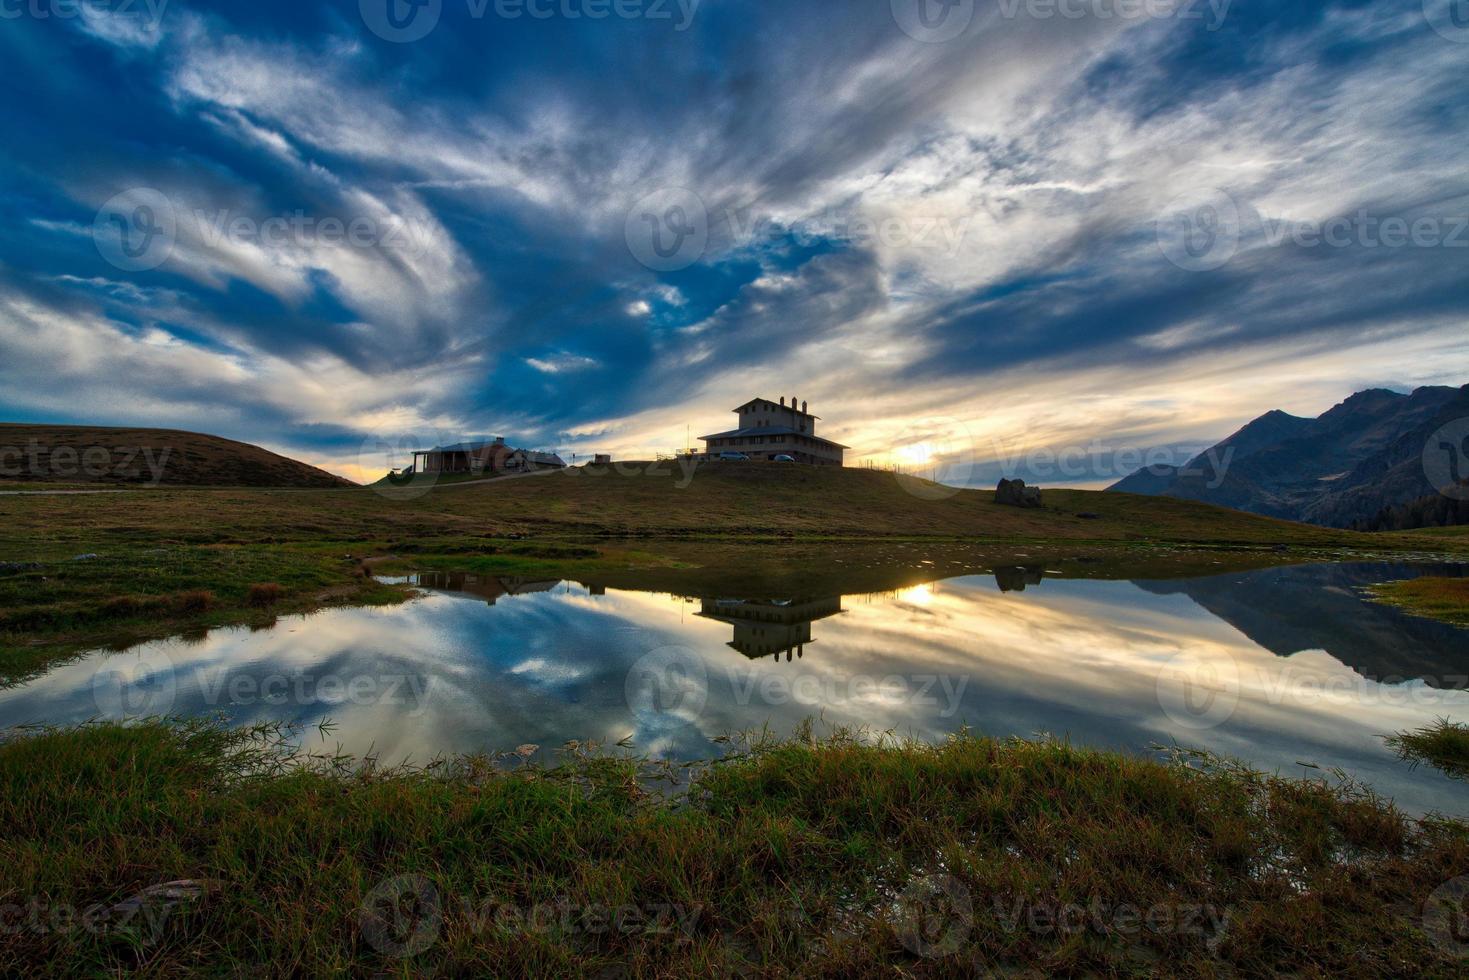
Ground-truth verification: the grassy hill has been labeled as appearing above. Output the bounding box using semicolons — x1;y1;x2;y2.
0;424;353;489
4;459;1460;547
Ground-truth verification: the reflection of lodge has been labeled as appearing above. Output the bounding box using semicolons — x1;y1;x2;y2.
413;570;560;605
697;596;844;661
995;567;1045;593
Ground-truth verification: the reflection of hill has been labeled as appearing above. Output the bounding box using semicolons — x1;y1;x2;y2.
697;596;844;660
412;571;560;605
1135;563;1469;689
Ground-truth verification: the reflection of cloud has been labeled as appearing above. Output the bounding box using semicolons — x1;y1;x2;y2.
2;574;1467;814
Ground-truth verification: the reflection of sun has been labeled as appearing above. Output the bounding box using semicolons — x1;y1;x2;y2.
898;584;934;606
897;442;935;468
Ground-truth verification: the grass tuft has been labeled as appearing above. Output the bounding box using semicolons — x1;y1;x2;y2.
1386;719;1469;780
172;589;215;614
1370;576;1469;626
246;582;283;607
0;720;1466;976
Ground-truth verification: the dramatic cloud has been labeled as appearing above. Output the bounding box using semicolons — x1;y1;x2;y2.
0;0;1465;482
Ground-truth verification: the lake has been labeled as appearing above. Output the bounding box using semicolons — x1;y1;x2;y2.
3;560;1466;814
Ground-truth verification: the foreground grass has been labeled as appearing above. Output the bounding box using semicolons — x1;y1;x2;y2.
1388;720;1469;781
1370;577;1469;626
2;721;1468;977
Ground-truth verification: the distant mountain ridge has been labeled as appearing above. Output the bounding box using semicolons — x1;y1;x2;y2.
0;424;354;488
1109;384;1469;528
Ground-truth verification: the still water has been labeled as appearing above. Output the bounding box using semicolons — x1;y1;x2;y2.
2;561;1467;814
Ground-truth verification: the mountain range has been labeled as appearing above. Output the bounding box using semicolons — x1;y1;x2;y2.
1109;384;1469;528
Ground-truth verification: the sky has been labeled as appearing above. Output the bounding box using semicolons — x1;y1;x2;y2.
1;0;1466;485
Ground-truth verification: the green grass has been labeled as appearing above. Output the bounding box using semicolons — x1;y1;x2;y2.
1369;577;1469;626
1;720;1466;977
0;546;405;684
1387;720;1469;781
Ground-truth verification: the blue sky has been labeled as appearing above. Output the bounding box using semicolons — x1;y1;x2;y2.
1;0;1466;483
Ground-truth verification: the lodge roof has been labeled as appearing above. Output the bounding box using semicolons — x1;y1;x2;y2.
698;425;850;449
735;397;820;420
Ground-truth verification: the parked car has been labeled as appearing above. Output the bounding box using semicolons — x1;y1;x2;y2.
718;452;751;461
772;454;796;463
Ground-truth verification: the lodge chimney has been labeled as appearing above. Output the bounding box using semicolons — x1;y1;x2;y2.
802;400;808;414
780;396;785;406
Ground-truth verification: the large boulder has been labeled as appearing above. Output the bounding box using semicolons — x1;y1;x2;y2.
995;478;1043;509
